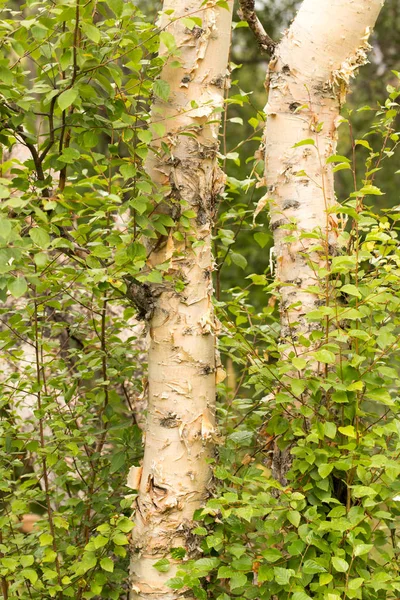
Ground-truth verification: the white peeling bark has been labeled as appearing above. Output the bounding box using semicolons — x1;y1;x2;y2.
261;0;385;484
263;0;385;349
129;2;233;599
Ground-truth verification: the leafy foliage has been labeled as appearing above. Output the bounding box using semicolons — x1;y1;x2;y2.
0;0;161;597
173;79;400;600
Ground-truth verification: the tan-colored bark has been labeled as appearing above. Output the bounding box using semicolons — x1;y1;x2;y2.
129;1;233;598
261;0;385;483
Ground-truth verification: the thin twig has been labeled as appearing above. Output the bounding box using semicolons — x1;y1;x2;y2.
33;295;63;597
238;0;276;54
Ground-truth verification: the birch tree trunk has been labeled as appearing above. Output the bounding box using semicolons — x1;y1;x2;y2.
262;0;385;482
129;2;233;598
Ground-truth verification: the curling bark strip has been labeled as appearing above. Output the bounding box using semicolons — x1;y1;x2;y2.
129;1;233;598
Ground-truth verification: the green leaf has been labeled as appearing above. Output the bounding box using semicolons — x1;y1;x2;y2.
160;31;176;50
303;560;327;575
42;549;57;563
194;557;220;573
120;164;137;179
326;154;351;164
112;533;129;545
20;555;34;568
1;558;18;571
348;578;364;592
153;558;170;573
313;349;335;364
320;573;333;585
236;506;253;522
324;422;337;439
359;184;384;195
108;0;123;15
0;218;12;241
58;88;79;111
93;535;108;549
170;547;186;559
273;567;295;585
351;486;377;498
292;357;307;370
167;577;185;590
0;66;13;85
117;517;134;533
217;566;234;578
8;277;28;299
318;463;333;478
338;425;357;438
153;79;170;102
366;388;394;406
181;17;202;30
332;557;349;573
262;548;282;563
81;22;101;43
293;138;315;148
332;390;348;403
354;543;373;557
333;162;352;172
355;139;372;150
292;593;312;600
287;510;301;528
230;572;247;590
21;568;38;585
288;540;306;556
254;232;270;248
59;147;81;164
100;557;114;573
137;129;153;144
231;252;247;270
110;451;125;473
30;227;50;248
341;284;361;298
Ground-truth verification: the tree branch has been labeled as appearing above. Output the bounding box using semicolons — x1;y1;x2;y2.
238;0;276;54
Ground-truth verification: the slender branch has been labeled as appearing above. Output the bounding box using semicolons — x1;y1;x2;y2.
33;295;63;596
238;0;276;54
58;0;80;191
0;531;9;600
39;96;57;162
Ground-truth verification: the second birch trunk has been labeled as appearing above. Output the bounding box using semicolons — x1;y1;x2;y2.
262;0;385;482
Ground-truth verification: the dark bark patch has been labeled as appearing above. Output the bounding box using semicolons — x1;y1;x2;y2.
289;101;301;112
191;26;204;38
282;199;300;210
328;243;340;257
271;218;289;231
125;281;156;321
159;412;179;428
210;75;225;89
196;204;208;226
